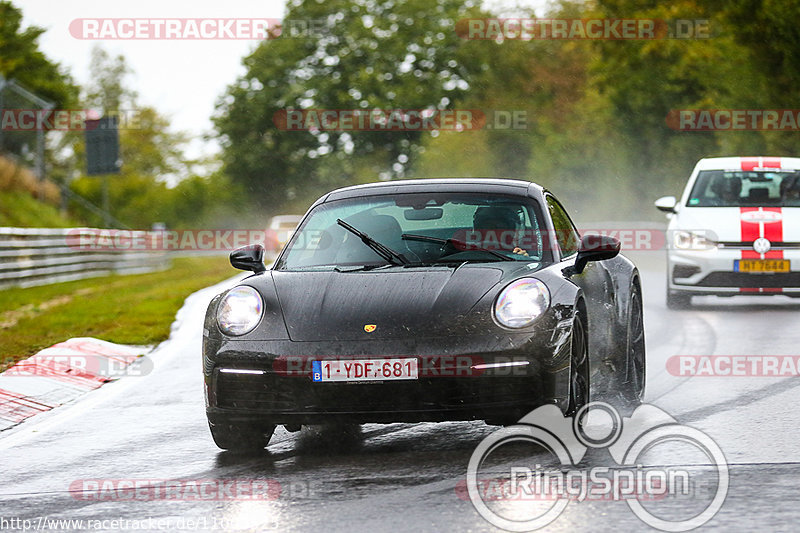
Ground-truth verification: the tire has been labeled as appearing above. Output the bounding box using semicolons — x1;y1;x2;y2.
666;289;691;309
565;309;589;417
620;282;646;405
209;421;275;452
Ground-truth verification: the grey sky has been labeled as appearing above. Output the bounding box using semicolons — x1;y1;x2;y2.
21;0;287;158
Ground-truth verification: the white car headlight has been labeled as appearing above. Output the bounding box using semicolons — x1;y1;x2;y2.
673;230;717;251
494;278;550;329
217;286;263;336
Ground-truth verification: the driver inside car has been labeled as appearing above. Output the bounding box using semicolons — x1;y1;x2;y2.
781;174;800;205
708;172;742;205
472;206;529;257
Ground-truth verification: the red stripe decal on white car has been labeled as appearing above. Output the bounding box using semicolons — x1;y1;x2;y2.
739;206;784;293
740;157;782;171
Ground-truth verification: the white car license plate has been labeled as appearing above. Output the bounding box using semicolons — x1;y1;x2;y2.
735;259;791;272
312;358;418;382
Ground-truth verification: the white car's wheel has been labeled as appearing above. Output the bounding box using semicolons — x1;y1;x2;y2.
666;288;691;309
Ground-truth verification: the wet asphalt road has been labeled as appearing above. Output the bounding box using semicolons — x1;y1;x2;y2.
2;250;800;532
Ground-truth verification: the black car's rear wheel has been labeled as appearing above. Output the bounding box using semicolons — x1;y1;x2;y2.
621;283;646;404
209;421;275;452
566;310;589;417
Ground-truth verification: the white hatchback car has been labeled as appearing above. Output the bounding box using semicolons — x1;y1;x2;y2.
655;156;800;308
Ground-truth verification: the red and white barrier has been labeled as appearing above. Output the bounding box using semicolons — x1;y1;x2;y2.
0;338;147;430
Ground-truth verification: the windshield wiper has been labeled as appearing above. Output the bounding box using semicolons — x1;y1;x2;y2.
337;219;409;266
334;264;395;273
401;233;514;261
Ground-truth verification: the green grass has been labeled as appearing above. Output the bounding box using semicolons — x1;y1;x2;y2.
0;256;237;370
0;190;81;228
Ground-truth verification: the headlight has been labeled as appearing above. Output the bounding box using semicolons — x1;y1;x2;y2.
217;286;263;336
673;231;717;251
494;278;550;329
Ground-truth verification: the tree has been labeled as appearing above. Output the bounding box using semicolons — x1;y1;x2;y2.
0;1;79;160
67;49;202;228
84;46;138;112
214;0;490;212
0;1;77;107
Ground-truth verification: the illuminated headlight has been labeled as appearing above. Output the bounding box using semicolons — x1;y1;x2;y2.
494;278;550;329
673;231;717;251
217;286;263;336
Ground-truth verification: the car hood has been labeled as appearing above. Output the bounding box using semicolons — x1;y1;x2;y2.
675;206;800;242
271;265;509;341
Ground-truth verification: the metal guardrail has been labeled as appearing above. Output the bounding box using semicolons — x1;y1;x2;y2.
0;227;170;289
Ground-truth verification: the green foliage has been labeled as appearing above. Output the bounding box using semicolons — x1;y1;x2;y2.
0;1;78;107
62;49;233;230
215;0;490;211
0;1;79;162
0;256;236;368
0;189;80;227
419;0;800;219
9;0;800;228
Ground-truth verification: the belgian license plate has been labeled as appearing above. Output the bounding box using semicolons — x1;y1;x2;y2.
735;259;790;273
312;358;418;382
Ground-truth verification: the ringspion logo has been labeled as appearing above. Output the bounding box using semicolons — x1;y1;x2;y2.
466;402;728;531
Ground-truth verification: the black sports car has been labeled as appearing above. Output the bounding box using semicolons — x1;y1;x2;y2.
203;179;645;450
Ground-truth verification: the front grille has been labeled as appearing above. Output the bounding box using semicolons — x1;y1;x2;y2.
696;272;800;288
214;370;541;413
718;241;800;250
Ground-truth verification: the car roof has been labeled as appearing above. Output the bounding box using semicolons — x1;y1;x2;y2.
321;178;544;202
694;156;800;171
270;215;303;222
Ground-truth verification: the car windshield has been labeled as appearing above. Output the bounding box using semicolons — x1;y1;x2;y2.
275;192;549;270
687;170;800;207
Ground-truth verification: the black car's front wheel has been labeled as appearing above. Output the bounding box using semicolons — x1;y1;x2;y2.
566;309;590;417
209;421;275;452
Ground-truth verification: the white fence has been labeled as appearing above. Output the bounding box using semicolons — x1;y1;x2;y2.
0;227;170;289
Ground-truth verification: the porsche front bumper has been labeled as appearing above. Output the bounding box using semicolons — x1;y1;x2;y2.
204;327;573;426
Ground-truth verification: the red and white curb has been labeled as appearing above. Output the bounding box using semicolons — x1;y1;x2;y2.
0;338;149;431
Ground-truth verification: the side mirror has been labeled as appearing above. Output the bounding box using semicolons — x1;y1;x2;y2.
571;234;621;275
230;244;266;273
655;196;678;213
